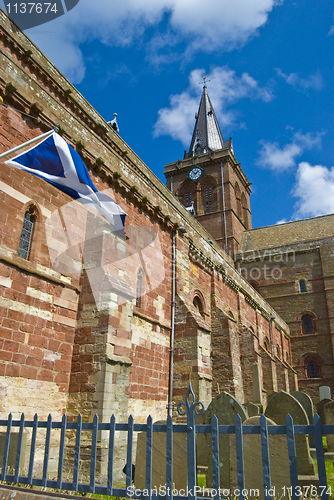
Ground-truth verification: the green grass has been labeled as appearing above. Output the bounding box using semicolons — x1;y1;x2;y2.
314;459;334;498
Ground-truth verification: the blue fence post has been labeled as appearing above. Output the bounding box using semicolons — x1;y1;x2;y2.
73;413;82;491
166;414;173;500
28;413;38;485
42;413;52;487
260;414;271;500
1;413;12;481
125;415;134;491
57;413;66;490
145;415;153;500
285;414;298;500
107;414;115;496
314;413;328;500
90;413;98;493
14;413;25;482
211;414;220;500
177;383;205;500
235;414;245;500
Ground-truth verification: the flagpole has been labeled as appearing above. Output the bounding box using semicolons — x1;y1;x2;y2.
0;129;56;160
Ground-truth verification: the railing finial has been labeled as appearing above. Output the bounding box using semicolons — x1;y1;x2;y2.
177;382;205;416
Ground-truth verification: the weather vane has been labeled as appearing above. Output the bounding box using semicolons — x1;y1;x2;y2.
199;74;210;87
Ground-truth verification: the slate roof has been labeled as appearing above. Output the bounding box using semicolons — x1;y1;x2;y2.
185;85;233;158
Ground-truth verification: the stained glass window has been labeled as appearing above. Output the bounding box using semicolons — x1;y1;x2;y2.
18;211;35;259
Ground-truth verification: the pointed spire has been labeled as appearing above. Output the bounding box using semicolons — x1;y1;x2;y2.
185;84;232;159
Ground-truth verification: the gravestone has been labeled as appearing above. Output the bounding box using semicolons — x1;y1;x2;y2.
265;391;315;476
244;402;260;417
319;386;331;401
0;432;26;469
204;392;248;490
134;420;187;490
316;398;332;423
291;391;315;447
243;416;290;500
323;401;334;453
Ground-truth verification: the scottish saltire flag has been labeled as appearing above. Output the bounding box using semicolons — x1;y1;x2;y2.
5;132;126;232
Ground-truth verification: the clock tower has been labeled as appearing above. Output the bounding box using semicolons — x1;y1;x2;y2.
164;83;252;257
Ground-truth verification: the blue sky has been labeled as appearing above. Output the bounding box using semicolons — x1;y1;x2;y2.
3;0;334;229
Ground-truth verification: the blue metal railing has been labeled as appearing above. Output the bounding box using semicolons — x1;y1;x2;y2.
1;383;334;500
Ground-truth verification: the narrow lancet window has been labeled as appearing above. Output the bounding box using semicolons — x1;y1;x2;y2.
205;186;212;214
18;209;36;259
136;269;144;308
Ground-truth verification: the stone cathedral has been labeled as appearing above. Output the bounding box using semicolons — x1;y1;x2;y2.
0;3;333;445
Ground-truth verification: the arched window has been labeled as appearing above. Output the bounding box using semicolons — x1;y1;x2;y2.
204;185;213;214
193;296;203;313
136;269;144;308
201;178;216;214
302;314;314;335
301;354;323;379
299;279;307;293
235;183;242;219
18;207;37;260
192;291;206;318
186;191;193;207
241;193;248;228
180;181;196;211
307;360;318;378
264;337;270;351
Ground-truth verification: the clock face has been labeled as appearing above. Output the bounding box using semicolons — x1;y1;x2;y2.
188;167;203;182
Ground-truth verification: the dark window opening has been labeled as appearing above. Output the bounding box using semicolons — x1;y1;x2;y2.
136;270;144;308
205;186;212;214
302;315;314;335
299;279;307;293
307;360;318;378
193;296;204;317
18;210;35;260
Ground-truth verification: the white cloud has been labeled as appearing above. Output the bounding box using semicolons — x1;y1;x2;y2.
276;69;323;91
276;219;290;224
292;162;334;218
256;131;323;172
153;66;274;145
0;0;283;83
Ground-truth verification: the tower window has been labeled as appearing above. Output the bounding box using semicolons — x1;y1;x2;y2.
18;209;36;260
136;269;144;308
302;314;314;335
205;186;212;214
307;360;318;378
186;191;192;206
201;179;216;214
299;279;307;293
